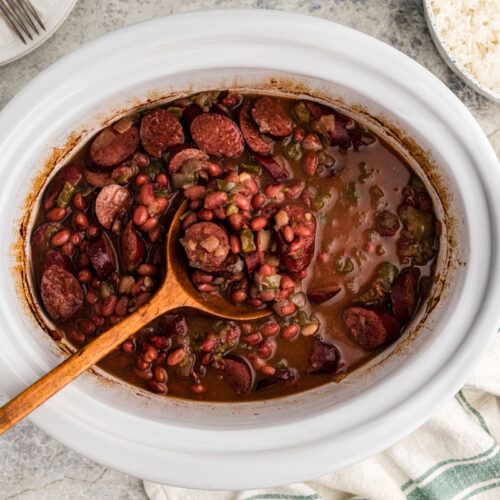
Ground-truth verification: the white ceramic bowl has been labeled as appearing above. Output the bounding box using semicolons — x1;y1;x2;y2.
0;10;499;490
423;0;500;103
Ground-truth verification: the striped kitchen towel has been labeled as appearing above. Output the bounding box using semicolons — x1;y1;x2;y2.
144;334;500;500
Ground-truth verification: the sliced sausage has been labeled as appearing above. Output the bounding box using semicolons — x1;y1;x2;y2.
95;184;133;229
40;265;84;322
190;113;244;157
88;234;116;280
329;114;351;148
251;97;293;137
256;369;298;391
254;153;290;181
44;164;82;211
158;315;188;337
391;267;420;324
307;284;341;304
31;222;62;249
167;145;209;174
307;338;340;374
120;221;145;271
216;356;253;395
180;222;229;271
42;250;73;274
83;168;114;187
140;109;184;158
277;206;316;273
343;305;400;349
238;102;272;154
244;251;262;278
89;125;139;169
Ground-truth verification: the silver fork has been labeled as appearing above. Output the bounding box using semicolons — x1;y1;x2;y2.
0;0;45;45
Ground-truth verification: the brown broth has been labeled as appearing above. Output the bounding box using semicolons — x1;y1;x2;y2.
29;92;439;402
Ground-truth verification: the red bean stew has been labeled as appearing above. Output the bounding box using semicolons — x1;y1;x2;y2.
30;91;440;401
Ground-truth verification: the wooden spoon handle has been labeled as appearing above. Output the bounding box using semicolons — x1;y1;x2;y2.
0;293;166;436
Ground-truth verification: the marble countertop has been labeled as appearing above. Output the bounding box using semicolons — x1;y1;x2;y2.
0;1;498;498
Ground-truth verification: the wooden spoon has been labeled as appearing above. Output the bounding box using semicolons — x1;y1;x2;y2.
0;200;269;435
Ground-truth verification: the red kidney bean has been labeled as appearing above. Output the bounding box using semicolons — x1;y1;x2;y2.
91;277;101;289
285;182;305;199
293;128;305;142
282;225;294;243
135;353;150;370
70;232;83;246
228;213;246;231
201;333;217;352
197;283;217;292
258;264;276;276
192;270;213;284
148;226;162;243
51;229;70;246
167;348;186;366
191;382;207;394
247;298;263;307
182;211;198;230
281;302;296;316
134;292;151;308
294;224;312;238
86;224;100;238
133;152;149;167
259;290;276;302
77;319;95;335
190;199;201;210
207;162;223;177
264;184;284;201
85;291;98;305
251;193;266;210
248;353;265;370
142;343;158;363
289;237;305;253
47;207;66;222
197;209;214;221
78;269;93;283
257;341;274;358
72;192;88;211
260;322;280;337
280;274;295;290
184;185;206;200
108;315;122;325
153;365;167;383
250;216;267;232
135;173;148;187
234;193;250;211
133;205;148;226
115;296;129;316
302;133;322;151
303;151;319;175
226;234;241;255
241;323;252;334
139;217;158;232
68;330;85;343
91;315;105;327
101;294;118;317
140;183;155;206
148;380;167;393
204;191;227;209
134;368;153;380
231;289;247;303
155;173;168;187
137;264;158;276
61;242;75;256
244;332;262;345
261;365;276;376
121;340;135;353
281;323;299;340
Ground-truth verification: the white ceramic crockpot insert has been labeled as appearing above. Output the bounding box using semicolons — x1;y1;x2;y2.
0;10;499;490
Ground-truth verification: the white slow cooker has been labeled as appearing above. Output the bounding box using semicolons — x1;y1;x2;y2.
0;10;498;490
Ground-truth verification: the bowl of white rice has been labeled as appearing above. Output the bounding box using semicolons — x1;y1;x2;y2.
424;0;500;102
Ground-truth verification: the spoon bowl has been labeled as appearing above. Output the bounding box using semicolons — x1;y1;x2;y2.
0;199;270;435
